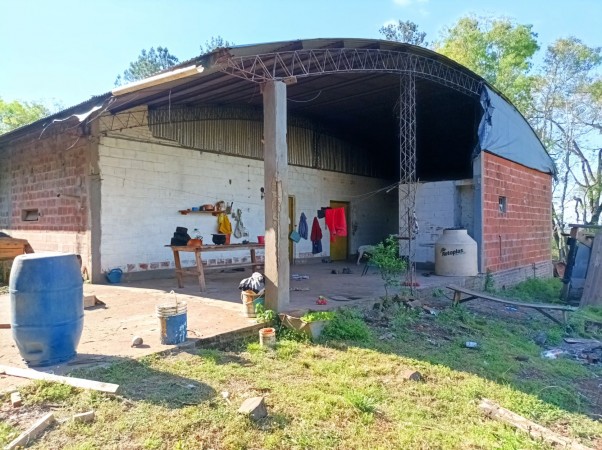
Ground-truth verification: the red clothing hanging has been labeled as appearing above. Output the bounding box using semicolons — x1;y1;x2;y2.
325;207;347;242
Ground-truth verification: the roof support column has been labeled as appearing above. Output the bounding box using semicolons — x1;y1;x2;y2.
262;80;290;312
398;73;418;292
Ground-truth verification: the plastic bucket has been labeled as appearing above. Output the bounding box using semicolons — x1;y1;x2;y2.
241;290;264;317
259;327;276;348
106;268;123;283
156;302;187;345
9;253;84;366
257;236;265;245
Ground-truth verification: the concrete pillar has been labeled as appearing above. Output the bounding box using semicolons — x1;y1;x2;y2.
263;80;290;312
473;154;484;273
87;120;103;283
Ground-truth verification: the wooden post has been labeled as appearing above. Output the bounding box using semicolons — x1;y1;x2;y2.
263;80;290;312
453;290;462;306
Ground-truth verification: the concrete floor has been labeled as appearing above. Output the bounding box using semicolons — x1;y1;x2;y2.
0;261;468;391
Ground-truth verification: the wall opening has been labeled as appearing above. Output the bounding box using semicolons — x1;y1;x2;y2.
498;196;507;214
21;209;39;221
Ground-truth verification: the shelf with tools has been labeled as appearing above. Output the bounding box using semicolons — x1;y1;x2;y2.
178;209;225;215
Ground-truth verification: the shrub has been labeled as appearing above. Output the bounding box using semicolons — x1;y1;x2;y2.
321;309;371;342
369;236;407;298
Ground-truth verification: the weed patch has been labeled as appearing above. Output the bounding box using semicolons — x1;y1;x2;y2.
498;277;563;303
320;308;372;342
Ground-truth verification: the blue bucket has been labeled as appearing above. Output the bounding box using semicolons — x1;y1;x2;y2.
9;253;84;366
106;268;122;283
156;302;187;345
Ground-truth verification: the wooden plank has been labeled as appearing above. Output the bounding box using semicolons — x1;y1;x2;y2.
0;365;119;394
0;324;11;329
533;308;563;326
479;398;593;450
447;285;577;312
4;412;56;450
581;233;602;307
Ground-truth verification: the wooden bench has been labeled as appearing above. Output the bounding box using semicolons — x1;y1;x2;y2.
167;243;264;291
447;284;578;326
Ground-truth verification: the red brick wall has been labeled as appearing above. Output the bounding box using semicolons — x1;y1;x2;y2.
482;152;552;272
0;125;89;232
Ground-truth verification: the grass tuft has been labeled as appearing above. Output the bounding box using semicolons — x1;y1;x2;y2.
320;308;372;342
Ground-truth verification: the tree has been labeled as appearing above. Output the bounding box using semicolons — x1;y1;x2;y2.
0;98;50;134
435;16;539;114
115;47;179;86
199;36;234;54
369;236;407;299
379;20;428;47
531;37;602;235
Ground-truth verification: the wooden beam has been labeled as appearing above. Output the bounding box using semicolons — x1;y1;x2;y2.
4;412;56;450
479;398;593;450
0;365;119;394
0;324;11;329
447;285;577;312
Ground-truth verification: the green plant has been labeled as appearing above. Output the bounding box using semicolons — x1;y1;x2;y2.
255;304;276;323
321;309;371;342
432;287;444;298
21;380;80;405
484;269;494;292
501;277;562;303
301;311;336;323
369;236;407;298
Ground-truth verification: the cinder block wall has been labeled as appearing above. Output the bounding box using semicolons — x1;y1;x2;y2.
399;180;475;266
0;123;92;274
97;108;398;275
482;152;552;276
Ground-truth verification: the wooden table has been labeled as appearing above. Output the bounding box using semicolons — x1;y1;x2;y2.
167;243;264;291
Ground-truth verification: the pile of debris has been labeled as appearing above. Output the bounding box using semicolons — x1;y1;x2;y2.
540;337;601;365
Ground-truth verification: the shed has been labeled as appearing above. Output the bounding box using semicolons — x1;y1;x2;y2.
0;38;555;311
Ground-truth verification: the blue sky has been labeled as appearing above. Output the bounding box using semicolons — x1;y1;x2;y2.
2;0;601;108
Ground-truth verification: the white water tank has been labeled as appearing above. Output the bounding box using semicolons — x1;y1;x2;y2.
435;228;478;276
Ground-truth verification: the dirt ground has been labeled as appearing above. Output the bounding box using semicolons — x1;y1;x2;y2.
0;262;467;391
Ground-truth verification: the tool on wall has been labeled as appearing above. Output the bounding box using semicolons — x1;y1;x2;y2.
233;208;249;238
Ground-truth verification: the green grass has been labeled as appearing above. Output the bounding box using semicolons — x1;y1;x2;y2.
1;304;601;450
496;277;563;303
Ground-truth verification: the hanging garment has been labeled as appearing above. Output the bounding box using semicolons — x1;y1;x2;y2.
298;212;308;240
310;217;323;254
217;213;232;235
325;207;347;242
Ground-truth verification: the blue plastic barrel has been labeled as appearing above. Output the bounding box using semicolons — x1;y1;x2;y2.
9;253;84;367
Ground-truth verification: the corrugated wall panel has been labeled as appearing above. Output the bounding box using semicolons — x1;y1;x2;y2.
148;106;387;178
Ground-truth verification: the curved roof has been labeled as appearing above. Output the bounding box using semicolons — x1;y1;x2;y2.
0;37;555;175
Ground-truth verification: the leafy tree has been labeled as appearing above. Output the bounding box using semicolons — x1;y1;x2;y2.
0;98;50;134
531;37;602;234
379;20;428;47
435;16;539;114
369;236;407;299
115;46;179;86
199;36;234;54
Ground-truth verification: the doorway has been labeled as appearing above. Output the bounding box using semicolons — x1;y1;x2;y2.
329;200;349;261
288;196;295;264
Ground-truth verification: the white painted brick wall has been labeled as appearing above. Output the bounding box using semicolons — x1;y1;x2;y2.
400;180;474;264
98;134;397;273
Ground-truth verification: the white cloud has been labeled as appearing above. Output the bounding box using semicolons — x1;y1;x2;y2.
382;19;398;27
